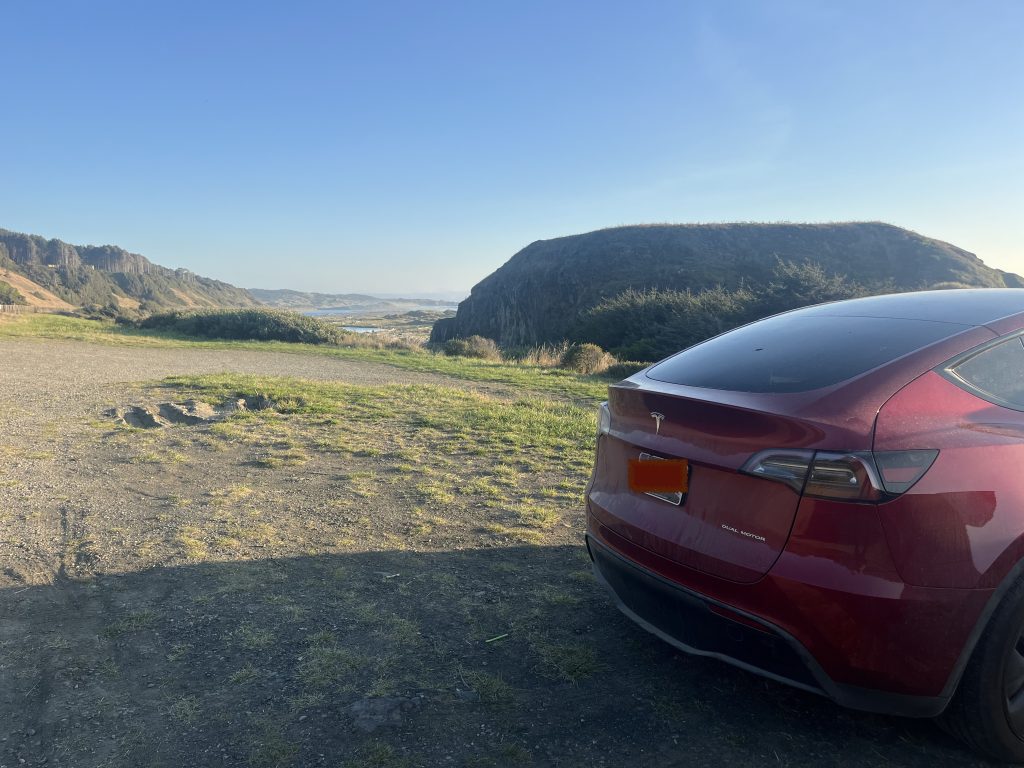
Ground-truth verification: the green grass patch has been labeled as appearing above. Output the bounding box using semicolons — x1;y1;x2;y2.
177;525;210;560
253;449;310;468
249;720;298;768
298;632;365;688
159;375;596;458
510;502;561;529
482;522;545;544
166;695;201;725
0;314;611;401
341;742;412;768
533;641;604;684
104;610;157;637
463;670;514;704
229;663;261;684
234;624;275;650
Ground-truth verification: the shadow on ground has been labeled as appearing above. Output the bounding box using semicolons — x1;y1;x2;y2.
0;545;993;767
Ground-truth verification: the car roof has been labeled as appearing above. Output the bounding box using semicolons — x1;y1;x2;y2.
794;288;1024;327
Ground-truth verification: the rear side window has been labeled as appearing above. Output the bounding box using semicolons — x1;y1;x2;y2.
948;336;1024;408
646;314;966;393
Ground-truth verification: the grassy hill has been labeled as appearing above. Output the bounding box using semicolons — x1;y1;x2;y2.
431;222;1023;356
0;228;255;314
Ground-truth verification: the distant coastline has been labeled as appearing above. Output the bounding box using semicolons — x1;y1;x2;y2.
304;304;458;317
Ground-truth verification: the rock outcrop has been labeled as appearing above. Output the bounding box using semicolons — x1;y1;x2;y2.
431;222;1024;347
106;396;273;429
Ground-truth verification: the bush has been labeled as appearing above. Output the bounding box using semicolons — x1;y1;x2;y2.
571;285;753;363
442;335;502;360
752;258;874;317
78;302;121;320
137;309;344;344
601;361;647;380
510;342;570;368
337;334;422;352
570;259;875;363
560;343;612;375
0;280;26;305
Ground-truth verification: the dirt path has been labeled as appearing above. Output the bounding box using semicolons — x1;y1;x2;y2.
0;338;475;584
0;340;501;764
0;339;997;768
1;337;467;417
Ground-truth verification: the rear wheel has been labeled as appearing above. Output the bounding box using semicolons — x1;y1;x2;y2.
942;574;1024;762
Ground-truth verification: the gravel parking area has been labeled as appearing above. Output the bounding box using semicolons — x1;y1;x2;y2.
0;339;998;767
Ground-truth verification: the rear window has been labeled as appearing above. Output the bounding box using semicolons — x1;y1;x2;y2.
948;336;1024;408
646;314;966;393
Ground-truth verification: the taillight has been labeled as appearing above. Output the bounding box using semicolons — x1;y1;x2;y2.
804;452;884;501
873;450;938;494
741;449;937;501
742;450;813;493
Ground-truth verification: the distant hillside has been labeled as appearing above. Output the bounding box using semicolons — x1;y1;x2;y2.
0;228;255;313
250;288;456;312
431;222;1024;348
0;266;75;311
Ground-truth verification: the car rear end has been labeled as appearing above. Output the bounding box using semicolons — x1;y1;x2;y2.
585;308;1000;716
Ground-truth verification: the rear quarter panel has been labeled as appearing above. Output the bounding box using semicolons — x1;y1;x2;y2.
874;370;1024;589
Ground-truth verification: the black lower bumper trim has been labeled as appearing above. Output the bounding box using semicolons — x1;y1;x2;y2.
586;533;950;718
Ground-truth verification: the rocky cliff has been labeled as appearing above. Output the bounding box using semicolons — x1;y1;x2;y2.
0;228;255;312
431;222;1024;347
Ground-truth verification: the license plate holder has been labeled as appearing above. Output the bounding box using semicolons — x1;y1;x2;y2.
629;453;689;506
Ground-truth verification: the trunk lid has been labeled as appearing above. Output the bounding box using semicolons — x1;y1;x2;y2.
588;384;833;583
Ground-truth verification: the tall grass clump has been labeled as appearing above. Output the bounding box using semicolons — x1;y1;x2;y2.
442;335;502;361
510;342;569;367
337;333;422;352
559;343;613;375
600;360;647;380
137;309;345;344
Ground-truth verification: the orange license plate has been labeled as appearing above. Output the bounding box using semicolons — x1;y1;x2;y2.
629;454;689;505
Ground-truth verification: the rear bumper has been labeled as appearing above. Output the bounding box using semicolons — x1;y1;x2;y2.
587;530;961;718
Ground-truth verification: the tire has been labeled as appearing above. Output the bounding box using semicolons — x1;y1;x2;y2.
942;573;1024;763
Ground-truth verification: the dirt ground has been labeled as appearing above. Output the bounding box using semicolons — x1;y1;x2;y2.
0;338;1001;767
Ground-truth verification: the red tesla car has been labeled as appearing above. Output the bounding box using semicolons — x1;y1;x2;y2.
586;288;1024;762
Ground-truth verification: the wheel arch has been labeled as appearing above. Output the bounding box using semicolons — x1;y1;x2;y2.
941;555;1024;704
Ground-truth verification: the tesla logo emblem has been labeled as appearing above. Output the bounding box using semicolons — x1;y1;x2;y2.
650;412;665;434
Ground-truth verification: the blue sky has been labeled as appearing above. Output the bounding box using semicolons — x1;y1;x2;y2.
1;0;1021;295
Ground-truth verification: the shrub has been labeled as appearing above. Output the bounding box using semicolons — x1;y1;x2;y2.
0;280;26;305
337;334;422;352
78;302;121;320
752;258;874;317
560;343;612;375
511;342;570;368
570;258;875;363
571;285;753;363
601;361;646;380
442;335;502;360
137;309;344;345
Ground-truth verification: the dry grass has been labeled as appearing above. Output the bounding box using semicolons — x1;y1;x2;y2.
512;341;570;367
